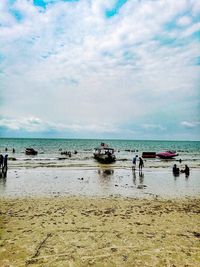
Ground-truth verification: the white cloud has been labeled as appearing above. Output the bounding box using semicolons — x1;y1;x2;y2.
142;124;165;131
0;116;119;134
0;0;199;139
181;22;200;38
191;0;200;15
181;121;200;128
176;16;192;27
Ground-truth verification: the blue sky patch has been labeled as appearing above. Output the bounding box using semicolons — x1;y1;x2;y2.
33;0;47;8
0;54;5;62
10;9;24;22
8;0;16;5
194;56;200;66
33;0;79;8
191;30;200;41
105;0;127;18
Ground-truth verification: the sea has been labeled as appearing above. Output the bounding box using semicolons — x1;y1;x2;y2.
0;138;200;198
0;138;200;169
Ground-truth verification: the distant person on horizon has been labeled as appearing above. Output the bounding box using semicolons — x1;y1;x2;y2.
139;157;144;171
132;155;138;170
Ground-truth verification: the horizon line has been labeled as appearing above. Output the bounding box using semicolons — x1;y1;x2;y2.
0;137;199;142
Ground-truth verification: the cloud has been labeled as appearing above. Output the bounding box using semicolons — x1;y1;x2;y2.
181;121;200;128
176;16;192;27
0;116;119;134
142;124;165;131
0;0;200;140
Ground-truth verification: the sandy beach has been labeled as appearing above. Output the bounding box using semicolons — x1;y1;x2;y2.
0;196;200;267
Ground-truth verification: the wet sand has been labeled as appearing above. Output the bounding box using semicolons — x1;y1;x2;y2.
1;167;200;198
0;196;200;267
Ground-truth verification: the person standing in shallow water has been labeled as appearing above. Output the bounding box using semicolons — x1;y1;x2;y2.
132;155;138;170
2;154;8;172
0;154;3;171
173;164;180;176
181;165;190;176
139;157;144;171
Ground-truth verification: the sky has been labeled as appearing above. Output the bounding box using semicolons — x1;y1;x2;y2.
0;0;200;140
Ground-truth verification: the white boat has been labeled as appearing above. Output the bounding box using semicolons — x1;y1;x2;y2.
93;143;116;164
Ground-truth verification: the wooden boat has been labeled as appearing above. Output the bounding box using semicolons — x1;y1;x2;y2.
156;151;178;159
94;143;116;164
25;148;38;155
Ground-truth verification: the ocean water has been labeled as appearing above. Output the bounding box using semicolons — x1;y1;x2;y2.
0;138;200;169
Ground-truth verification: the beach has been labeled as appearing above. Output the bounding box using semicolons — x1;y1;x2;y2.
0;196;200;267
1;0;200;264
0;139;200;266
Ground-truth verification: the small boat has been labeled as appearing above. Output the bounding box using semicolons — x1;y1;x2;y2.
156;151;178;159
94;143;116;164
142;152;156;158
25;148;38;155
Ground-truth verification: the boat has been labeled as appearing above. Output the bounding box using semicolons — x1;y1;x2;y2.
93;143;116;164
142;152;156;158
25;148;38;155
156;151;178;159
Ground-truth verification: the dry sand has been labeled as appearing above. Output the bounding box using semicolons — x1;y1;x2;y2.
0;196;200;267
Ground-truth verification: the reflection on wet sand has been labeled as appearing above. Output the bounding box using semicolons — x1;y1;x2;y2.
0;167;7;179
132;169;146;189
97;168;114;189
0;167;7;191
98;168;114;176
0;167;199;198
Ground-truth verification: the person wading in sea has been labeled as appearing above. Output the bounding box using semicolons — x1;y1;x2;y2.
0;154;3;171
2;154;8;172
132;155;138;171
139;157;144;171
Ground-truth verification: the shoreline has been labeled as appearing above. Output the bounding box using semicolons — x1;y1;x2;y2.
0;196;200;266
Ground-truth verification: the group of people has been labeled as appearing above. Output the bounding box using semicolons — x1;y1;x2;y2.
0;154;8;173
173;164;190;177
132;154;190;178
132;155;144;171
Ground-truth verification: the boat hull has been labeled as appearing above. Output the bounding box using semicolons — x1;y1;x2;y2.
94;154;116;164
25;148;38;155
156;151;178;159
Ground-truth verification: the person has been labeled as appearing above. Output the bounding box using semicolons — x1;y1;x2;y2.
139;157;144;171
2;154;8;172
181;165;190;176
173;164;180;176
0;154;3;170
132;155;138;170
12;148;15;153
